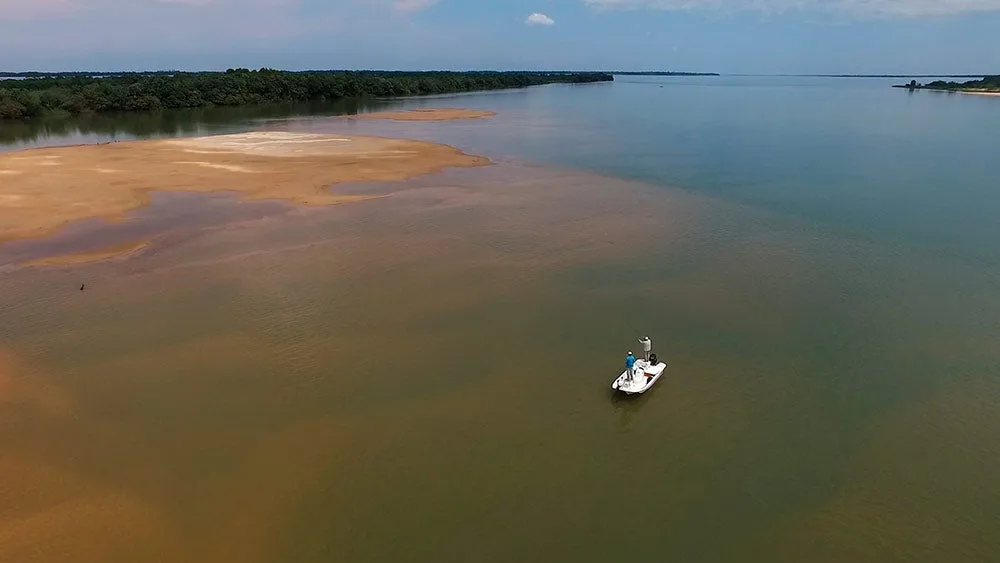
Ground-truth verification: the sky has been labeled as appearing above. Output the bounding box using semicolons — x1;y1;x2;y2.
0;0;997;74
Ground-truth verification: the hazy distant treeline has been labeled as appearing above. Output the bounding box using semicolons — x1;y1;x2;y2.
0;71;178;78
0;69;613;120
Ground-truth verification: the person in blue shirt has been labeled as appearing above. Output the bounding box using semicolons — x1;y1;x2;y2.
625;351;636;379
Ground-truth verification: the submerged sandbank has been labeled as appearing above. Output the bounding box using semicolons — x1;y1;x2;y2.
352;108;497;121
17;240;151;269
0;131;490;245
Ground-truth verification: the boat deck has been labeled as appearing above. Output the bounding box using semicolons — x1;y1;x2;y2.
612;360;666;394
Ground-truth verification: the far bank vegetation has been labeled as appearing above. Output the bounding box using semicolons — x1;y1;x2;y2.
0;69;614;121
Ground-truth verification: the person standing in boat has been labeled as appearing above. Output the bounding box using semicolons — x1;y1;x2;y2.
625;351;636;380
638;336;651;362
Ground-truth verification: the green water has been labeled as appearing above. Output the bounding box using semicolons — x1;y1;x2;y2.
1;77;999;562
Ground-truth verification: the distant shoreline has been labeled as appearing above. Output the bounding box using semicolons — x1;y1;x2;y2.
0;69;716;78
0;70;612;121
892;85;1000;94
611;72;719;76
892;86;1000;96
4;71;991;80
786;74;986;78
892;75;999;95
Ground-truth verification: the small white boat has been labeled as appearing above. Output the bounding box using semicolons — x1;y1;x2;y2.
611;355;667;395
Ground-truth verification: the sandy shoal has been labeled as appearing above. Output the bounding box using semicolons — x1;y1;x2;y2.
0;131;490;244
352;108;497;121
958;90;1000;97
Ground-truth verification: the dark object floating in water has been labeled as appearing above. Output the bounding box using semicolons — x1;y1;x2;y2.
80;283;85;291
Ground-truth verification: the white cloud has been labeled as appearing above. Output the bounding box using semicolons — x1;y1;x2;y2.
526;12;556;24
581;0;1000;17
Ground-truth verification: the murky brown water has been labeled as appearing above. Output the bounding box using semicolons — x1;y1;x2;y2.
3;156;999;562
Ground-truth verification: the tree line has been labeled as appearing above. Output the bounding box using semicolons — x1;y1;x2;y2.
0;69;613;120
922;75;1000;90
898;75;1000;91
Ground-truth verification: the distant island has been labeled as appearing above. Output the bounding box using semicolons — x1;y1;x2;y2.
893;75;1000;94
0;69;613;120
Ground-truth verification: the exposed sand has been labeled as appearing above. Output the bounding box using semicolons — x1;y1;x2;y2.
0;131;490;244
959;90;1000;97
18;240;151;269
352;108;497;121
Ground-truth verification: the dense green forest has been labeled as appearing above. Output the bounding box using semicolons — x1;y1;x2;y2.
894;75;1000;91
0;69;613;120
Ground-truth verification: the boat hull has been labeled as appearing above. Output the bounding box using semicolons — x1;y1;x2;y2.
611;360;667;395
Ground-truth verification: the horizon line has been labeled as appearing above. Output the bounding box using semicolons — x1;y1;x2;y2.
0;69;990;78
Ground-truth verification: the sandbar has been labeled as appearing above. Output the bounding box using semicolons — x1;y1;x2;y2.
959;90;1000;97
0;131;490;244
352;108;497;121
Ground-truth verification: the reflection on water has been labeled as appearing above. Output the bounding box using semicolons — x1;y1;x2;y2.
609;384;663;433
0;98;393;150
0;192;292;268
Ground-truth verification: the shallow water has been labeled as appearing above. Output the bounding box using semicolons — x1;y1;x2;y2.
2;77;999;562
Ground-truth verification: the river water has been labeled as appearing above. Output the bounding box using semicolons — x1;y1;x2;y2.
1;76;998;562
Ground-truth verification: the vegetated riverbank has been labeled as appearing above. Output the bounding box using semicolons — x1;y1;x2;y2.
892;75;1000;94
0;69;613;121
